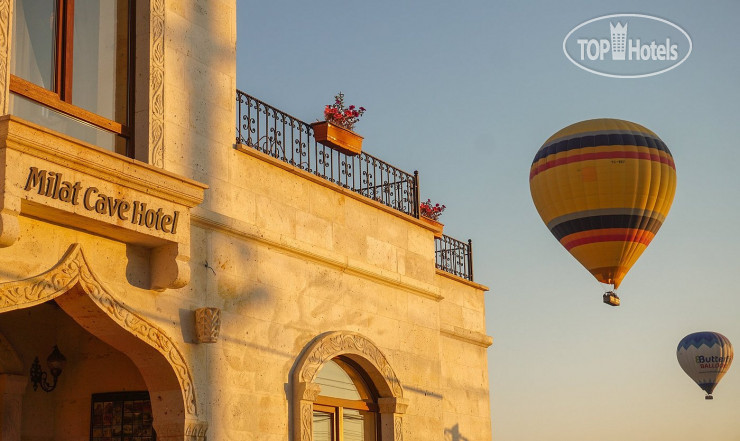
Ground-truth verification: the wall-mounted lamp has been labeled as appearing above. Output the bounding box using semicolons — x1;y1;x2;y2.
30;345;66;392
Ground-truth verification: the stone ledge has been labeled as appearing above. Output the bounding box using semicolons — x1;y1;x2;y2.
440;323;493;348
435;268;490;292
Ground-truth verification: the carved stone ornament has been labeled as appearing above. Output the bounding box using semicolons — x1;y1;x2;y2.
394;415;404;441
184;419;209;441
194;307;221;343
292;331;407;441
149;0;165;167
0;0;11;114
297;332;404;397
0;243;207;440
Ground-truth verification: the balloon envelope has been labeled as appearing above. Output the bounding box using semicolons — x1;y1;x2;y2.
676;332;733;398
529;119;677;289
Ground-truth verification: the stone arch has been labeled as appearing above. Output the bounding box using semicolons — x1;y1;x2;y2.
293;331;409;441
0;243;206;441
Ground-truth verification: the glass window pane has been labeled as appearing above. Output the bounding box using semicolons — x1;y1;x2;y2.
315;360;362;400
9;94;121;152
91;392;155;441
11;0;57;90
313;411;333;441
72;0;129;123
343;409;376;441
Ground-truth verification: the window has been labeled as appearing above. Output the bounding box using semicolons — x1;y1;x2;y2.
10;0;133;155
313;358;379;441
90;391;155;441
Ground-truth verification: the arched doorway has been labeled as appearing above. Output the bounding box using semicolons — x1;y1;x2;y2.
0;244;206;441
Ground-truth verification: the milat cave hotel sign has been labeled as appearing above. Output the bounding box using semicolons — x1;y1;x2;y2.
0;116;208;290
24;167;181;235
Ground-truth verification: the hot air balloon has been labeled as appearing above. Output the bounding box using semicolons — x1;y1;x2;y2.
677;332;733;399
529;119;677;305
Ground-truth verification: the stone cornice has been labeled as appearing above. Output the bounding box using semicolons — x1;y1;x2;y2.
440;323;493;348
435;268;490;292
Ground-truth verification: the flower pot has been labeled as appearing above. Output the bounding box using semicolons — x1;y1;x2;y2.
420;216;444;238
311;121;364;156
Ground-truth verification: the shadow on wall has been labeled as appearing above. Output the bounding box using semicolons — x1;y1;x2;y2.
445;424;470;441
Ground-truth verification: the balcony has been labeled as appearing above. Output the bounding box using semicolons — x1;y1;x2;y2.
236;90;474;282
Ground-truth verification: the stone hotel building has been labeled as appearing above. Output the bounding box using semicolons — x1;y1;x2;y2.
0;1;493;440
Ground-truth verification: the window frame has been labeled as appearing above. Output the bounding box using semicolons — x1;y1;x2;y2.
313;357;380;441
9;0;135;155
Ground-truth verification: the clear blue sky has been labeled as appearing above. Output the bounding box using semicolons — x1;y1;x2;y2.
237;1;740;439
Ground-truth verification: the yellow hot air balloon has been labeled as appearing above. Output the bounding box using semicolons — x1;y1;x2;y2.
529;119;677;305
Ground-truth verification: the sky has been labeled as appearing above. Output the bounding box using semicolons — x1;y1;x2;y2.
236;1;740;439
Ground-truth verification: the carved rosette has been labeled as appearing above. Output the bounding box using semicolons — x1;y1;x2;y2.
293;331;406;441
0;244;202;431
194;307;221;343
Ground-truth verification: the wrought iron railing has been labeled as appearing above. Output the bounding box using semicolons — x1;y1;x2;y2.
236;90;419;217
236;90;475;281
435;236;474;281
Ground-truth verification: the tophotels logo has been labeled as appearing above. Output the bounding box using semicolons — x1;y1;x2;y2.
563;14;692;78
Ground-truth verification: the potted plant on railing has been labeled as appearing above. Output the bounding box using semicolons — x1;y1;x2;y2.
420;199;446;238
311;92;366;155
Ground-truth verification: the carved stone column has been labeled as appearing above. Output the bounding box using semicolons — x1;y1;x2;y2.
135;0;166;167
0;375;26;441
0;0;12;114
294;381;321;441
378;397;409;441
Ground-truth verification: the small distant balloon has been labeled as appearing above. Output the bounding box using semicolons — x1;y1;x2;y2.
676;332;733;399
529;119;677;305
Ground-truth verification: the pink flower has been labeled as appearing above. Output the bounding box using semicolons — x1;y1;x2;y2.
320;92;366;131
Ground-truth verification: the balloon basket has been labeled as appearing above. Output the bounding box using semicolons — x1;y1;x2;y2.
705;394;713;400
603;291;620;306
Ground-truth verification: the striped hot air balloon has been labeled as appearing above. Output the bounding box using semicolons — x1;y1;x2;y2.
529;119;677;305
677;332;733;399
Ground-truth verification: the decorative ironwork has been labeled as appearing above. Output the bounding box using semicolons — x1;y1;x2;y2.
236;90;419;217
236;90;476;281
435;236;474;281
